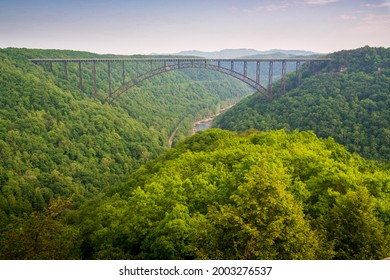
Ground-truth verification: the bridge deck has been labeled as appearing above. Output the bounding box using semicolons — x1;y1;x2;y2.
29;57;332;63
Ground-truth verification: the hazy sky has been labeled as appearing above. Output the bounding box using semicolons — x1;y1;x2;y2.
0;0;389;54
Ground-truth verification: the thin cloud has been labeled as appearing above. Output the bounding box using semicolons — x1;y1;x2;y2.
303;0;339;5
363;13;390;25
243;0;339;13
264;2;290;11
364;2;390;8
340;15;357;20
243;2;290;13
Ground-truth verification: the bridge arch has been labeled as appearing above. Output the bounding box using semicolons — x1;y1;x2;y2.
105;61;266;104
30;57;332;104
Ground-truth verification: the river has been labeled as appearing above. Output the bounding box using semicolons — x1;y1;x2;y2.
192;104;235;135
194;120;213;132
193;118;213;134
169;104;235;148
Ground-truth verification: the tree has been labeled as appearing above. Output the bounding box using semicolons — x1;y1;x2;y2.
193;159;333;259
323;186;390;259
0;196;80;259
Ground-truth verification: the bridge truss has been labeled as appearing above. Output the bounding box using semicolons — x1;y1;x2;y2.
30;57;331;103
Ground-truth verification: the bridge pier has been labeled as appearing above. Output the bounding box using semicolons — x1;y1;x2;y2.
244;61;247;77
268;61;273;96
310;61;315;74
108;61;111;97
64;61;68;80
93;61;97;98
122;61;125;85
231;61;234;71
296;61;301;87
78;61;83;90
282;60;286;94
256;61;260;84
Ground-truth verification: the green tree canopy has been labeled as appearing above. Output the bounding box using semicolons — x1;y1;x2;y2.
70;129;390;260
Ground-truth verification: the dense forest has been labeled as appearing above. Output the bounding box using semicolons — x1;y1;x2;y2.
1;129;389;259
0;48;251;227
0;46;389;260
214;46;390;162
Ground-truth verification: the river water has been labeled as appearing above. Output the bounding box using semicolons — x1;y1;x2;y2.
193;119;213;133
169;104;235;148
192;104;235;134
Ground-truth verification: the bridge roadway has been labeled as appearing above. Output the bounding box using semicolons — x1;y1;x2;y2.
30;57;331;62
30;57;332;103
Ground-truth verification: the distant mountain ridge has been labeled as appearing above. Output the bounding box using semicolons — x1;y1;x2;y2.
162;48;321;58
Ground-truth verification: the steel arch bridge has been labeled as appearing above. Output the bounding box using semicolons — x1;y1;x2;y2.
30;57;331;104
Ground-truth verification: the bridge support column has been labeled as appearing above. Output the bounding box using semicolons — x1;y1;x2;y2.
296;61;301;87
48;61;53;72
108;61;111;97
78;61;83;91
244;61;247;77
64;61;68;80
231;61;234;72
268;61;273;95
93;61;97;98
122;61;125;85
282;60;286;94
310;61;315;74
256;61;260;84
218;60;221;68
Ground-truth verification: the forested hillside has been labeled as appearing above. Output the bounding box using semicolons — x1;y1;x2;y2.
84;129;389;260
1;47;389;260
2;129;388;259
214;46;390;162
0;48;251;226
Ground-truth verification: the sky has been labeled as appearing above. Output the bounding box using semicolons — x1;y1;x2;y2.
0;0;389;54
